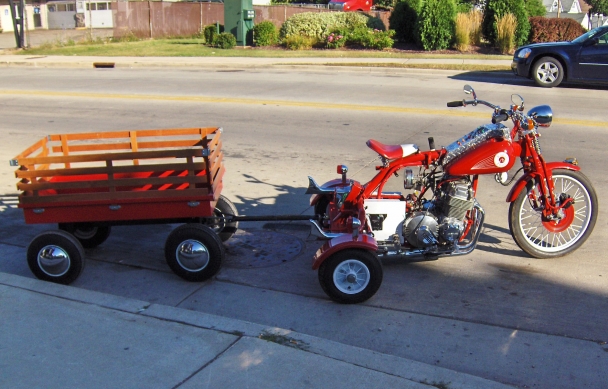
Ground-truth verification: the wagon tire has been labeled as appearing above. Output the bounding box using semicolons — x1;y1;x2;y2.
58;223;111;248
204;195;238;242
532;57;564;88
165;224;224;282
27;230;85;285
318;249;382;304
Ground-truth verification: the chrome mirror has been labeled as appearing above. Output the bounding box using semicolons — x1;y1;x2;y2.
511;94;524;110
463;85;476;99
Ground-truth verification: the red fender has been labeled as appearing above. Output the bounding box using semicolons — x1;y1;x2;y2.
312;234;378;270
506;162;581;203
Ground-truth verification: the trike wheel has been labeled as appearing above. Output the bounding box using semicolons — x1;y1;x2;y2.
318;249;382;304
204;195;238;242
27;230;85;285
164;224;224;282
58;223;111;248
509;170;597;258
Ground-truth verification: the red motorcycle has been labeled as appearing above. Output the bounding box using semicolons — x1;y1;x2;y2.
307;85;598;304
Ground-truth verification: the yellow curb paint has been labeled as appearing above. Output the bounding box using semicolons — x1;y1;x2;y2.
1;89;606;128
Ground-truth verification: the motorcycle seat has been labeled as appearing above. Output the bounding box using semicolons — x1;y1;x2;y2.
366;139;419;160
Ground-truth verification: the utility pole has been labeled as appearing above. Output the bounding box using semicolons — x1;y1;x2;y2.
557;0;561;18
8;0;25;48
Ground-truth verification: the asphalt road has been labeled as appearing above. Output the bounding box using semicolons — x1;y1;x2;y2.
1;66;607;388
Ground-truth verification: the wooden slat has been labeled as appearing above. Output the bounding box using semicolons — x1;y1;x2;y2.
18;187;211;205
18;175;210;192
15;162;207;179
17;148;204;166
13;138;48;160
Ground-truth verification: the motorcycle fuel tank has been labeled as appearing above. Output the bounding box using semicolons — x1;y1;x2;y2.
443;124;522;176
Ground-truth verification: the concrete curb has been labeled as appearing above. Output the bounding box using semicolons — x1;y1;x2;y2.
0;271;515;389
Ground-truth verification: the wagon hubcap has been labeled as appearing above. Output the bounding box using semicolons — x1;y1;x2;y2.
175;240;209;272
37;245;70;277
333;259;370;295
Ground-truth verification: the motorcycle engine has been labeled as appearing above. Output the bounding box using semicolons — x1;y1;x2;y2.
403;180;474;248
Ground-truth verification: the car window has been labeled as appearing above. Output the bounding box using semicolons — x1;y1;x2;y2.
572;27;608;43
598;32;608;45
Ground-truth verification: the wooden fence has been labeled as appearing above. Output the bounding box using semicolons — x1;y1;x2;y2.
113;2;391;39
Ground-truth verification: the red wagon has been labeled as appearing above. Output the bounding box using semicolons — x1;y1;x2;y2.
11;127;238;284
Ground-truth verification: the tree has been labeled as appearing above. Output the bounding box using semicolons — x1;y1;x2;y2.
418;0;457;50
585;0;608;15
389;0;424;44
525;0;546;17
483;0;530;46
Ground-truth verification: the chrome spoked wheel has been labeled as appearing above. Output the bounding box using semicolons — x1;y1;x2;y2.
532;57;564;88
333;259;371;295
510;170;598;258
536;62;559;84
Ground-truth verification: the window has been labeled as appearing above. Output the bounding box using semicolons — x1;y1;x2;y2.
97;2;108;10
86;3;96;11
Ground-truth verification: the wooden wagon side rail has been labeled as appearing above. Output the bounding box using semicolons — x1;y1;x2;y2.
11;127;224;207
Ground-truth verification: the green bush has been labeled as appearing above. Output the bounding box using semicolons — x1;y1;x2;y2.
365;15;386;31
279;12;368;40
253;21;279;46
388;0;423;44
360;29;395;50
283;35;317;50
203;24;224;44
214;32;236;49
482;0;530;47
525;0;546;17
528;17;587;43
418;0;456;50
325;31;347;49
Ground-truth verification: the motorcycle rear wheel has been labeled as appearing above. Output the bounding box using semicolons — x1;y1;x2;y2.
509;170;597;258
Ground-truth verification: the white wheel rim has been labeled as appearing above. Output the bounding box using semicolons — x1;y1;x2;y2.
333;259;370;295
537;62;559;83
175;239;210;272
37;245;71;277
517;175;592;252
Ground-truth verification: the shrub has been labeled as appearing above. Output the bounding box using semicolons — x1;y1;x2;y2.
326;31;347;49
454;13;471;52
214;32;236;49
528;17;587;43
365;15;387;31
283;35;317;50
468;9;483;45
203;24;224;45
360;29;395;50
389;0;424;44
279;12;368;40
482;0;530;47
496;13;517;54
525;0;546;17
418;0;456;51
253;21;279;46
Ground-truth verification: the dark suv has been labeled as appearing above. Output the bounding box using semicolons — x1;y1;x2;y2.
511;25;608;87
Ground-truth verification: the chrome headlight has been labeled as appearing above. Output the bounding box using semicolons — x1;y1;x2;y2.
517;48;532;59
527;105;553;128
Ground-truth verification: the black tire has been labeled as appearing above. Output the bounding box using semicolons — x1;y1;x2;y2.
532;57;564;88
509;170;598;258
203;195;238;242
58;223;111;249
318;249;383;304
27;230;85;285
164;224;224;282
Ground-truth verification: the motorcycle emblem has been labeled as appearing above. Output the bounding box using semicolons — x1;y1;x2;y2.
494;152;509;168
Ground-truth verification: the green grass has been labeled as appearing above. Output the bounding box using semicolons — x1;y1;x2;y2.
15;37;511;61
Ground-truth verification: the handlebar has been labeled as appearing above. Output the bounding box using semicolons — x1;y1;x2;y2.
447;101;464;107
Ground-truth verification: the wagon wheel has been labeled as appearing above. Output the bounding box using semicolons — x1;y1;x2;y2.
203;195;239;242
164;224;224;282
27;230;85;285
58;223;111;249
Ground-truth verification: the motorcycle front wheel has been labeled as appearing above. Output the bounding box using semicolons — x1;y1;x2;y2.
509;170;598;258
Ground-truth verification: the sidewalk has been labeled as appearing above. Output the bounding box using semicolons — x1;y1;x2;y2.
0;53;513;71
0;271;515;389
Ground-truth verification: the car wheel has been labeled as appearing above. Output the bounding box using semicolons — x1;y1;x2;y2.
532;57;564;88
